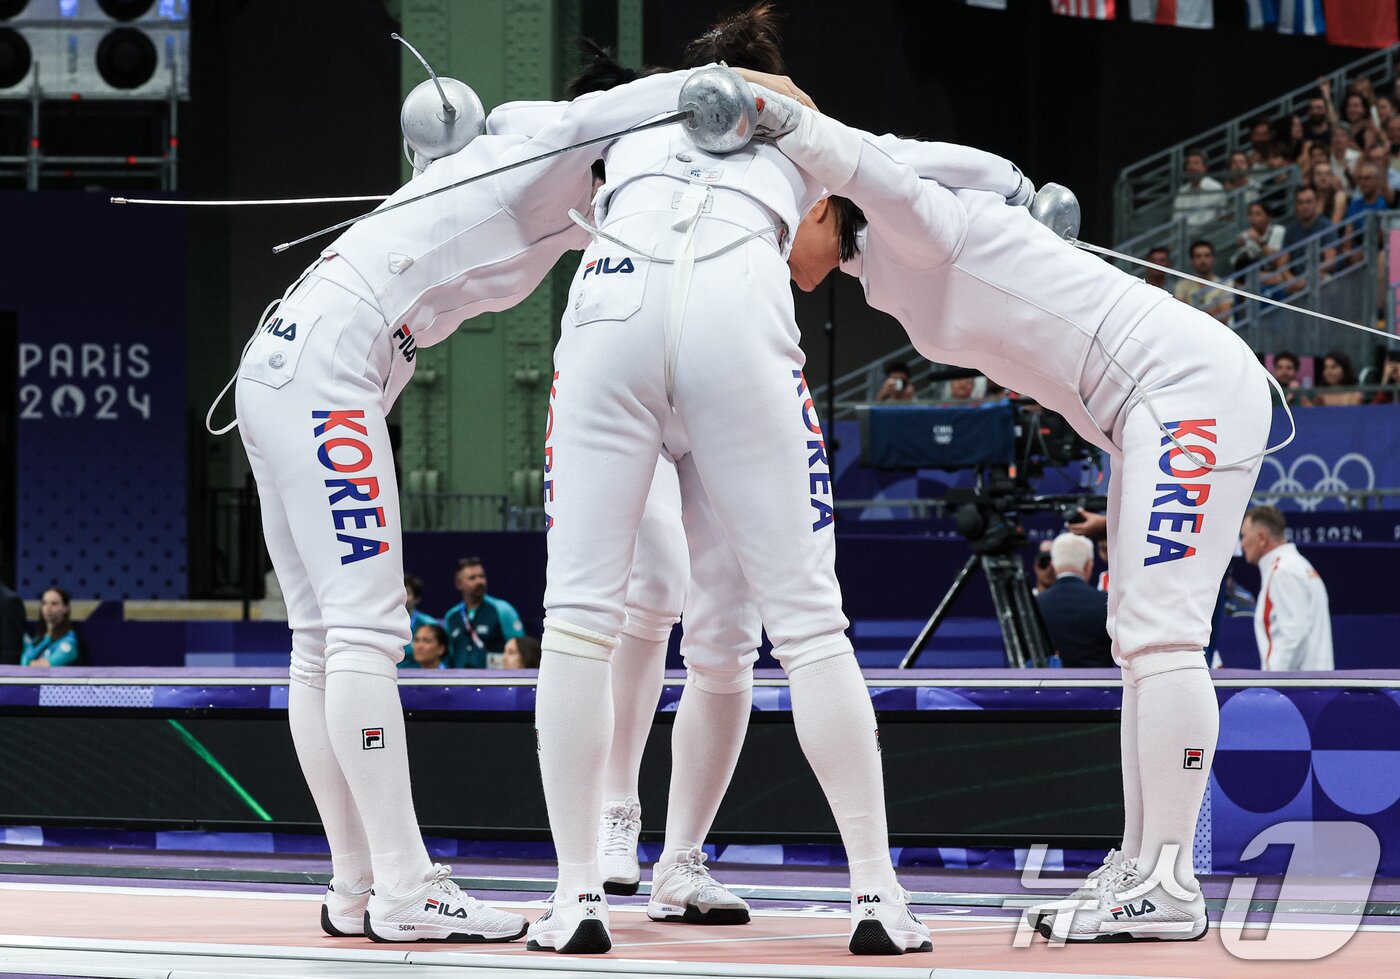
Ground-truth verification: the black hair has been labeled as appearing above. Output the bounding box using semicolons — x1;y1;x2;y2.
830;195;866;262
682;2;786;74
1189;239;1214;256
1184;146;1208;164
885;360;910;377
1147;245;1169;258
510;635;543;669
456;556;483;571
1320;350;1359;386
404;574;423;600
1294;184;1317;199
415;621;449;651
1273;350;1299;369
37;585;74;642
565;36;662;98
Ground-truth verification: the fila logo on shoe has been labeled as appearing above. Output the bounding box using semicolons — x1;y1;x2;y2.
1109;899;1157;920
577;892;602;903
423;898;470;919
856;894;882;904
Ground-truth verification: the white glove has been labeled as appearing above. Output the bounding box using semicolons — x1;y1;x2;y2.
1007;167;1035;208
750;83;804;141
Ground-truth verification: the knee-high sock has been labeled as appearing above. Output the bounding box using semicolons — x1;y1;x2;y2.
324;657;433;897
788;654;896;895
658;675;751;866
601;631;668;804
536;631;615;895
1119;673;1143;860
289;678;373;893
1134;657;1218;891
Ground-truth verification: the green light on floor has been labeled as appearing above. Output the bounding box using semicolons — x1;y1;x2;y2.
166;719;274;822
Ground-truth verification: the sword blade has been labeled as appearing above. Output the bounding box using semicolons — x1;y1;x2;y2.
111;194;390;206
271;110;690;255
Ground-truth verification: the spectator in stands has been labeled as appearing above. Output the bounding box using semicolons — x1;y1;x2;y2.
1277;186;1338;295
1035;534;1112;668
1341;90;1380;148
444;557;524;668
1257;143;1296;213
1142;246;1171;289
1246;118;1275;166
1240;506;1333;671
1330;128;1361;185
1270;351;1304;406
1223;151;1257;198
1340;162;1391;265
1302;94;1333;148
1377;94;1397;131
405;621;449;670
21;587;80;667
1233;201;1284;272
1174;240;1233;323
943;374;982;403
875;360;916;402
1173;148;1226;228
1372;354;1400;404
502;635;542;669
1386;117;1400;170
1364;143;1400;195
1306;351;1363;407
0;579;24;665
401;574;438;663
1310;162;1350;225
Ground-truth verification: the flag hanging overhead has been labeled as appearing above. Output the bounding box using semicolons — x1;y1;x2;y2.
1049;0;1115;19
1324;0;1399;48
1247;0;1326;37
1128;0;1213;29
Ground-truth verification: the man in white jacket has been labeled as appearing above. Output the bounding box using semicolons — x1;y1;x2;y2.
1240;505;1335;670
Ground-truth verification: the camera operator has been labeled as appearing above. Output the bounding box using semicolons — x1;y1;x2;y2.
1035;534;1113;667
875;360;917;402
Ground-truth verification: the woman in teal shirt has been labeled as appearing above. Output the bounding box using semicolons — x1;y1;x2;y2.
21;587;81;667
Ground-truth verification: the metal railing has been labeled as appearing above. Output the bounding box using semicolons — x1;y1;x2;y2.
402;492;513;532
1113;46;1397;243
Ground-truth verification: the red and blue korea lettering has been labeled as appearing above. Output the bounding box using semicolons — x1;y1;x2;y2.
312;410;390;565
1146;418;1216;567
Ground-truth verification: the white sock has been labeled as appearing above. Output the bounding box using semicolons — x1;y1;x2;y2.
1119;672;1142;860
324;661;433;896
288;679;373;893
658;677;751;866
536;642;615;896
1135;659;1218;891
602;630;668;804
787;654;896;895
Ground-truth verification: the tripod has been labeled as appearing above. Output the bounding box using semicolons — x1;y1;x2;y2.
900;551;1052;668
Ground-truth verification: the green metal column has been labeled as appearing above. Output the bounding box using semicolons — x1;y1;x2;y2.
398;0;637;518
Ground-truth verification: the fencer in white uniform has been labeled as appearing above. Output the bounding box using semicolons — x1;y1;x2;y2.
228;67;704;943
752;87;1275;942
530;108;931;954
595;143;1032;917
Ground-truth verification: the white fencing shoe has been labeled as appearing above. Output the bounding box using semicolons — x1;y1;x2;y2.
1025;848;1126;930
647;846;750;925
598;798;642;896
526;890;612;954
320;880;369;937
848;887;933;955
1036;861;1207;943
364;864;527;943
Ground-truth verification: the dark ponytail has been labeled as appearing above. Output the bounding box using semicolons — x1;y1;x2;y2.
566;37;658;98
682;2;786;75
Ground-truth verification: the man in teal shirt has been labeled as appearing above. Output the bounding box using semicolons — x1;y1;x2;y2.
443;558;524;668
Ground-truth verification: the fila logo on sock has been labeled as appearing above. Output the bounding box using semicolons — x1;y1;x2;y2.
856;894;882;904
577;892;602;903
1183;748;1204;770
423;898;469;918
1110;899;1157;919
362;728;384;750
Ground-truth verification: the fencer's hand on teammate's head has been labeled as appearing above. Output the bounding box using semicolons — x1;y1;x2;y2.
730;67;816;110
749;84;804;141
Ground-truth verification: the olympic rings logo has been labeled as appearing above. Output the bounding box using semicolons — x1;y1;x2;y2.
1254;453;1376;512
